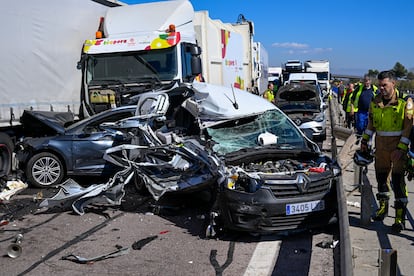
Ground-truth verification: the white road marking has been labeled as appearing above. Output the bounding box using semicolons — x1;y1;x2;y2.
243;239;282;276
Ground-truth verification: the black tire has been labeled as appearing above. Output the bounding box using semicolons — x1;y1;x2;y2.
0;133;14;177
132;172;149;195
26;152;65;188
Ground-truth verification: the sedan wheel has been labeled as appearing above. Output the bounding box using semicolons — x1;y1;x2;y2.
26;152;65;188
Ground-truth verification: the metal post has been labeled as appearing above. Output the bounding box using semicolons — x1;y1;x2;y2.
378;249;397;276
355;164;372;226
354;163;362;192
360;169;372;226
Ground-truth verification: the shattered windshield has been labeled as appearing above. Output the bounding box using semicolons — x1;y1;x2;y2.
86;47;178;84
206;109;306;155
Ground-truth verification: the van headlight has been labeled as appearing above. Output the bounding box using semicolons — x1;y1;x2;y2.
313;112;325;122
226;172;261;193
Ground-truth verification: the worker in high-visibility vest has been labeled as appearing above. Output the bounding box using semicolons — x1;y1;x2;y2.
263;82;275;104
351;75;378;136
341;82;355;128
361;70;413;232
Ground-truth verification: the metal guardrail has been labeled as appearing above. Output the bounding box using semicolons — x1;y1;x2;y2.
328;95;353;276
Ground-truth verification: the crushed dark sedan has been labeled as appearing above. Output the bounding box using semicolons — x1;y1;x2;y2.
15;106;137;187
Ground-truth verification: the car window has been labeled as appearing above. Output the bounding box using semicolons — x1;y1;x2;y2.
82;111;135;134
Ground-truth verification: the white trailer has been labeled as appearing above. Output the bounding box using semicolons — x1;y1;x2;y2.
304;60;331;93
193;11;268;94
0;0;117;177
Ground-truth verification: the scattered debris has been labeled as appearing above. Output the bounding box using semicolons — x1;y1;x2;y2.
61;245;129;264
7;233;24;258
316;240;339;249
132;235;158;250
0;180;28;201
39;166;134;215
347;200;361;208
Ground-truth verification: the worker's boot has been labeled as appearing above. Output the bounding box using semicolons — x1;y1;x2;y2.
392;201;407;233
372;197;389;221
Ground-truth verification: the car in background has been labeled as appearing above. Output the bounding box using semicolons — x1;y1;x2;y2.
274;82;327;143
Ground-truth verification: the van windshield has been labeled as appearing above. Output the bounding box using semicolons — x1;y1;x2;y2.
206;109;306;155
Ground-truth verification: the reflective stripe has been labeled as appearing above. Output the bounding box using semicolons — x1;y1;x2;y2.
376;130;403;136
400;137;410;144
364;129;374;136
395;197;408;203
397;142;408;151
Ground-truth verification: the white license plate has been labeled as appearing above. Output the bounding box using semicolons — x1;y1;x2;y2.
286;200;325;215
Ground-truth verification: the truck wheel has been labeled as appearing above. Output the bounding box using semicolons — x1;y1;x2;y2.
26;152;65;188
0;133;14;177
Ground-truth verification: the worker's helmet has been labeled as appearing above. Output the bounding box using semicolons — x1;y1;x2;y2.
353;150;374;166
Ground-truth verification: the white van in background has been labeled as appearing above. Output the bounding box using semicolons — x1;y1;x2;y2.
285;72;319;85
285;72;327;104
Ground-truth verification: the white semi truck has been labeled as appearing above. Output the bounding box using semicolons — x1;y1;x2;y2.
193;11;268;95
79;0;269;116
0;0;117;177
0;0;268;178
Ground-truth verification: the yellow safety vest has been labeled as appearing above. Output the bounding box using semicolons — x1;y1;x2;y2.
371;97;406;134
352;84;377;112
264;89;275;102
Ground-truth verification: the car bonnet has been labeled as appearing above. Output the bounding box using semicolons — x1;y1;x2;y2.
276;83;321;105
20;110;73;135
187;82;278;128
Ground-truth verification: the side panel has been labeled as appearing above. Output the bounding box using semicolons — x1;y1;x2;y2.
252;42;269;95
194;11;249;91
0;0;109;125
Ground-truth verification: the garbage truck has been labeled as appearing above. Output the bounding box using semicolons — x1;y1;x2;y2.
0;0;117;177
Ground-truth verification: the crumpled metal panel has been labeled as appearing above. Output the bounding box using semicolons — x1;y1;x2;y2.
39;166;134;215
103;138;223;201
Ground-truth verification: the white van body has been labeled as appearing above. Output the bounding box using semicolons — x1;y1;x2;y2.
286;72;318;85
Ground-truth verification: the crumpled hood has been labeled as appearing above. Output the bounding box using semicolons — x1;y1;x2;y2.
276;82;321;107
20;110;74;136
186;82;277;128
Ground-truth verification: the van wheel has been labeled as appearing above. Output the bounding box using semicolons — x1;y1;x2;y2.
26;152;65;188
0;133;14;177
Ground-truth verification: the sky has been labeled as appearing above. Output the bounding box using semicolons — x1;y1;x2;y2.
120;0;414;77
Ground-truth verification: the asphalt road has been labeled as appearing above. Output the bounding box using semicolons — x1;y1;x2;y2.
0;179;338;276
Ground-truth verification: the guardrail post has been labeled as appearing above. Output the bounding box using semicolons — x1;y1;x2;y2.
354;163;371;226
378;249;397;276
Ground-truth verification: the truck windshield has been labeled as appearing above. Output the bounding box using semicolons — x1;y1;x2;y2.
315;72;329;81
86;47;178;84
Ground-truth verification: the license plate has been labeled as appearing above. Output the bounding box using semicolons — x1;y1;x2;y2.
286;200;325;215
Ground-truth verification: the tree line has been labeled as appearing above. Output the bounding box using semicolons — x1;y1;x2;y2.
364;62;414;92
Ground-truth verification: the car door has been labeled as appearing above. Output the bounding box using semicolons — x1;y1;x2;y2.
71;109;136;175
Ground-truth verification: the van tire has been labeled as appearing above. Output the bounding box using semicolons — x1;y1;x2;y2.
0;133;14;177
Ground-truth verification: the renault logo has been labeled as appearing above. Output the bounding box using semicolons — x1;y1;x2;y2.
296;173;310;193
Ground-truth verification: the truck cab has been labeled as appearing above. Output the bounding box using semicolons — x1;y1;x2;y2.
78;0;202;118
